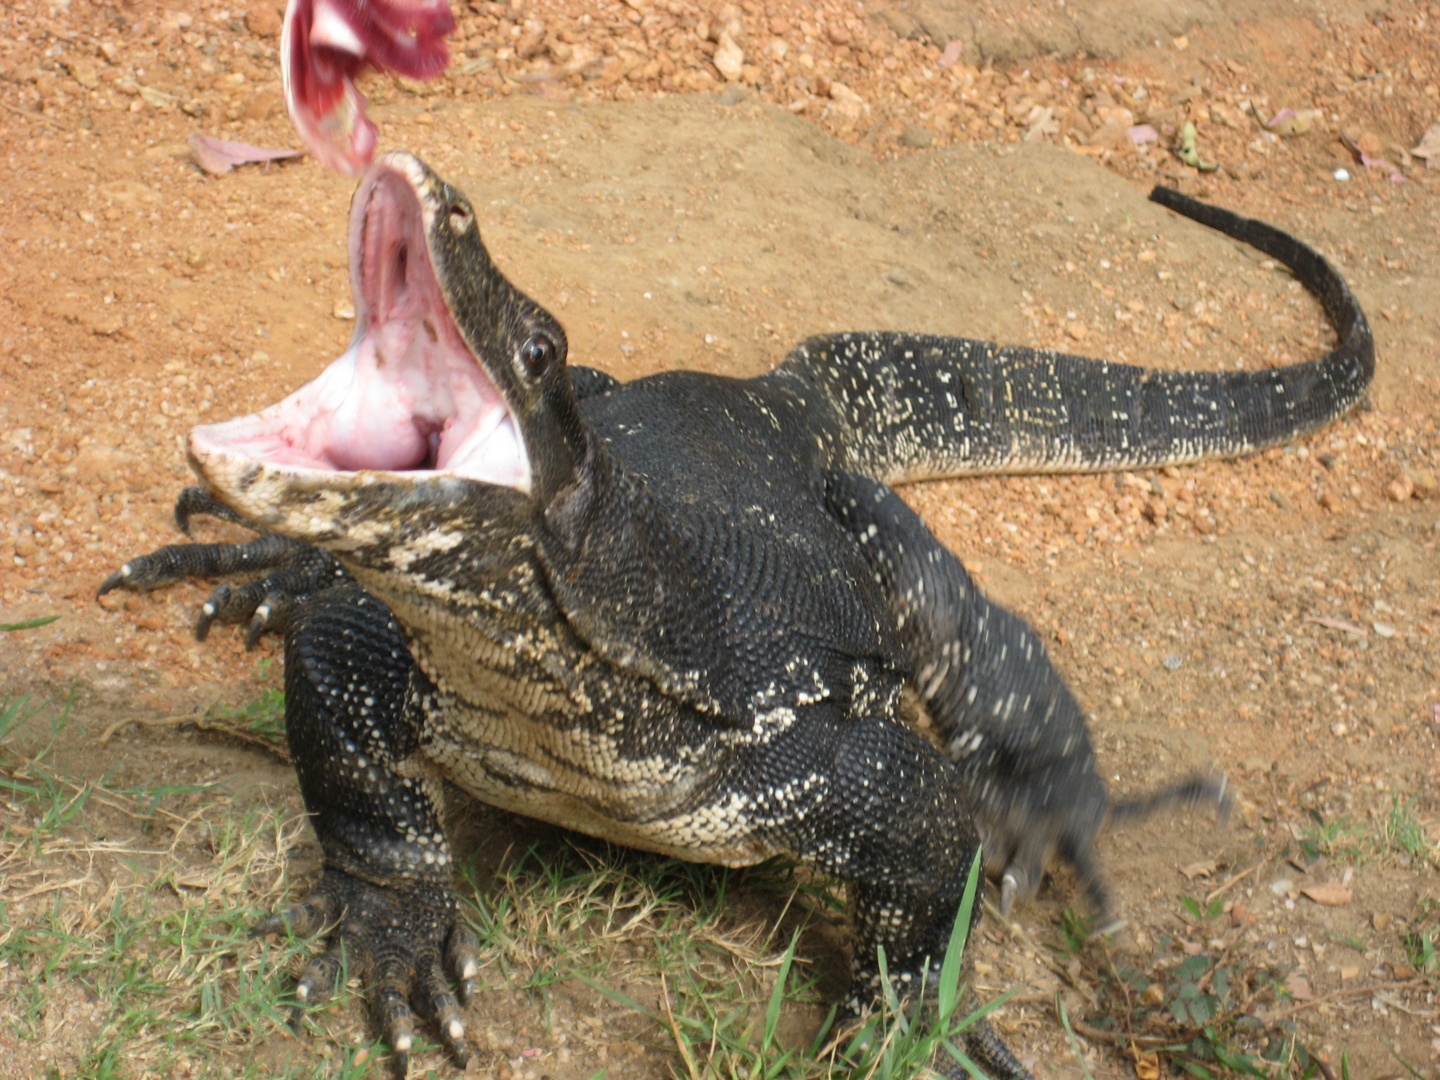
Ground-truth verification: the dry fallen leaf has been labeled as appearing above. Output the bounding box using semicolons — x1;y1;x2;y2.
1180;859;1218;880
1300;881;1353;906
1129;124;1160;147
1133;1049;1161;1080
1305;614;1368;637
1284;973;1315;1001
1411;123;1440;168
189;133;303;176
1267;107;1322;136
1341;129;1405;181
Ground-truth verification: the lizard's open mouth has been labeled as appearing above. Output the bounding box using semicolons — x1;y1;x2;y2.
189;158;532;497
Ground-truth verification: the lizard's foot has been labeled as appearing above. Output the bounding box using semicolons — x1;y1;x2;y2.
98;487;350;647
254;867;480;1077
841;982;1033;1080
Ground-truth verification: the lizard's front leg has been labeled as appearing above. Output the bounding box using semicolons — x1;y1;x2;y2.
258;583;478;1076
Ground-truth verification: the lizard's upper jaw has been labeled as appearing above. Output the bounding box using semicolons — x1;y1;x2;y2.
189;153;532;533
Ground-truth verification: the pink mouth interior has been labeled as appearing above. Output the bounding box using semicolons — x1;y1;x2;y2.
191;165;530;492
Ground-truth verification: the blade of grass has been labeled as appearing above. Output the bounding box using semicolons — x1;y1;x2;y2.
1055;992;1097;1080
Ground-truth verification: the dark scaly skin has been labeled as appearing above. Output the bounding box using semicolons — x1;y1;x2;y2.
101;156;1372;1078
824;470;1229;930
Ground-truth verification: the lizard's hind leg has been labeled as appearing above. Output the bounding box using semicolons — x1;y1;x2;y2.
824;471;1113;922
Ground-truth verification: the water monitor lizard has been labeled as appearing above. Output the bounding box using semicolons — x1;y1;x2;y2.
101;152;1372;1077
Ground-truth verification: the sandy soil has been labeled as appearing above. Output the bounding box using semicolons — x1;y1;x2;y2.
1;0;1438;1078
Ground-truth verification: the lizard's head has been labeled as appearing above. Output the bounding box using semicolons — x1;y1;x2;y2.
188;152;586;551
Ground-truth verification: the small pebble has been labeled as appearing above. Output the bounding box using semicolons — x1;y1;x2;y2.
1333;168;1351;181
898;126;935;148
713;34;745;82
716;83;748;107
1385;474;1415;502
246;2;282;37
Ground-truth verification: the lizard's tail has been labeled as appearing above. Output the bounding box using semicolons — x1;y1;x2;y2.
767;187;1373;484
1109;773;1232;826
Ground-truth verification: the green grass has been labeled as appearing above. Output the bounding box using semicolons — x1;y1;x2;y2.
581;855;1013;1080
1378;795;1440;868
1296;798;1440;869
212;686;288;745
1;689;1032;1079
1404;926;1438;975
208;658;288;747
1296;810;1363;864
0;692;328;1078
0;614;61;632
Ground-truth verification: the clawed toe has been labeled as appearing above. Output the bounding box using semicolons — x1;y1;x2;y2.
446;924;481;1006
296;948;345;1005
251;890;340;940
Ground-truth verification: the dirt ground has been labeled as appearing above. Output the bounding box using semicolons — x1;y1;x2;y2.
1;0;1438;1078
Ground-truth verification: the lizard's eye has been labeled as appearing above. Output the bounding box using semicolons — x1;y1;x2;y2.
518;335;555;381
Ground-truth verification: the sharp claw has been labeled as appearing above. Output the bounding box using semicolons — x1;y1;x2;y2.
999;871;1017;918
389;1049;409;1080
97;564;131;598
1091;915;1126;938
381;990;416;1061
245;612;268;650
448;926;481;1005
195;586;228;641
286;1003;307;1034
